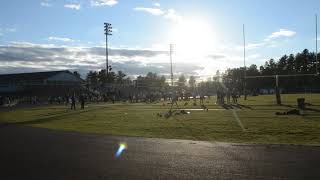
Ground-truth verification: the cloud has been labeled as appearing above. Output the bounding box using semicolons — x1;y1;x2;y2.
133;6;182;23
1;42;264;78
206;54;226;60
164;9;182;22
235;42;266;51
134;7;164;16
246;43;265;49
48;36;74;42
265;29;296;41
5;28;16;32
64;3;81;10
90;0;118;7
89;47;167;57
40;0;52;7
0;27;17;36
0;42;187;77
234;29;296;51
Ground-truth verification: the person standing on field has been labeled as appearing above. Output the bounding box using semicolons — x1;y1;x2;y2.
71;94;76;110
80;94;85;110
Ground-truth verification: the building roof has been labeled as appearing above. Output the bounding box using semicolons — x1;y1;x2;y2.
0;70;83;83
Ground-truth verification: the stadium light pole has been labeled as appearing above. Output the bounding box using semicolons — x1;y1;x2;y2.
243;24;247;100
104;23;112;77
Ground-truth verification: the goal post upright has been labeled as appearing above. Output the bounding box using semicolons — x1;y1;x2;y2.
275;75;281;105
316;14;319;74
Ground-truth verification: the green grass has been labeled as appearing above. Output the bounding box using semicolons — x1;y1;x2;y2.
1;94;320;145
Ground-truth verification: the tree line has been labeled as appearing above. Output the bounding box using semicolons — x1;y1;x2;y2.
82;48;320;100
224;49;320;93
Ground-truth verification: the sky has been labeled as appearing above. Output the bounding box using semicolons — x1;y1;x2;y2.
0;0;320;79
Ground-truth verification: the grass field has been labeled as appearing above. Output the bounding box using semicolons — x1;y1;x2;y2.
1;94;320;145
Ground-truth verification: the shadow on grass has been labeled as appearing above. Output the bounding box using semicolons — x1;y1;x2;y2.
281;104;296;108
234;104;253;110
281;104;320;113
0;107;107;128
219;104;253;110
305;107;320;113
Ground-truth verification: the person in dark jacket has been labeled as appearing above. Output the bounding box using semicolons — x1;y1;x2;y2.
80;94;85;110
71;94;76;110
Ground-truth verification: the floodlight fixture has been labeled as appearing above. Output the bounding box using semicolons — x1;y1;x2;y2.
104;22;113;76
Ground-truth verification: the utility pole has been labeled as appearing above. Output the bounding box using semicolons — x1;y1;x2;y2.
243;24;247;100
104;23;112;77
170;44;174;86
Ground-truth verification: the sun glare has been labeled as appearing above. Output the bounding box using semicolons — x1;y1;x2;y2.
170;18;216;59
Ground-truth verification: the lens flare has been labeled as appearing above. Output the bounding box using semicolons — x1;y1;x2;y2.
231;109;245;131
115;142;127;157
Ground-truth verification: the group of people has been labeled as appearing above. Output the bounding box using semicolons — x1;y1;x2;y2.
67;94;86;110
46;94;86;110
0;96;38;106
1;87;243;109
216;88;239;104
48;96;64;104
